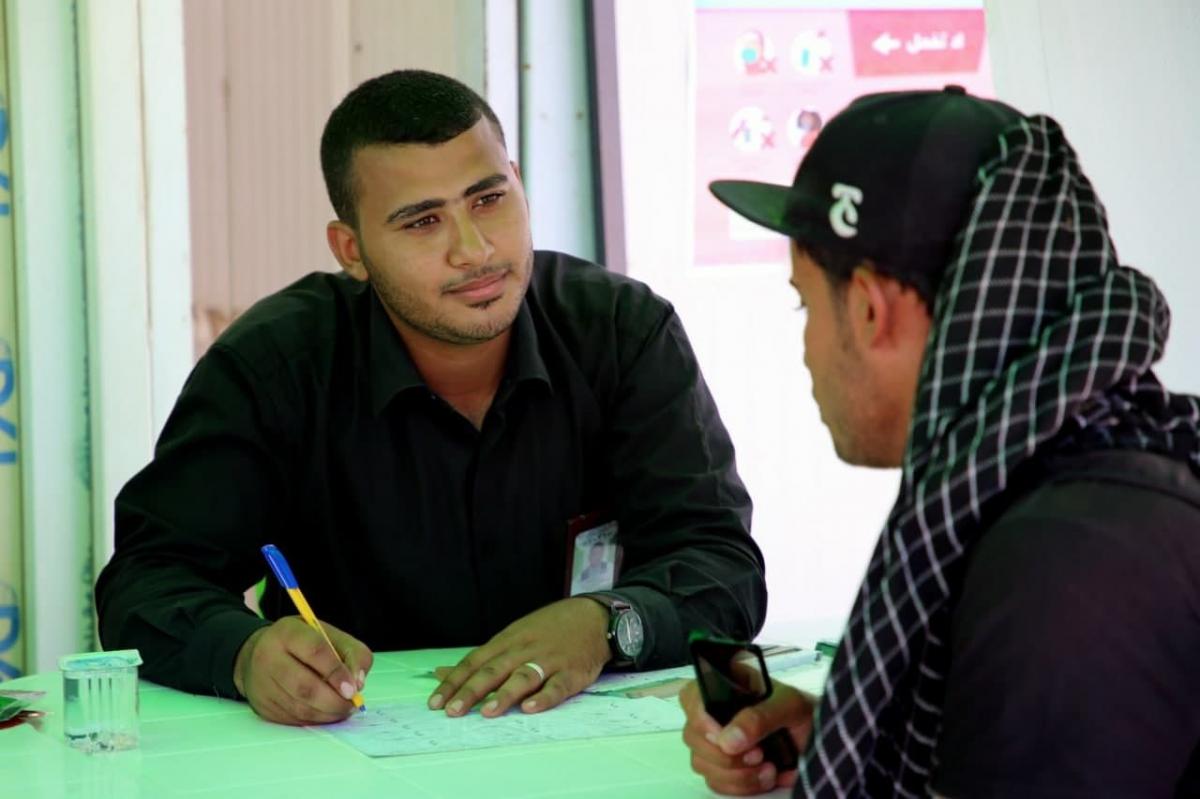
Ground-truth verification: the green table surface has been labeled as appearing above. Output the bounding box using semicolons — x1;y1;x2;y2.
0;647;814;798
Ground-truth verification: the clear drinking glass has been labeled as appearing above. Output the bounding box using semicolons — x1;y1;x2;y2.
59;649;143;753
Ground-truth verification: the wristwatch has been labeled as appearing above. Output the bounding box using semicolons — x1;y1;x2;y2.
586;594;644;667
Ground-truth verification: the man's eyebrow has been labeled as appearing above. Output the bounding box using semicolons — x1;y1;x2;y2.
385;174;509;225
463;173;508;196
386;198;443;225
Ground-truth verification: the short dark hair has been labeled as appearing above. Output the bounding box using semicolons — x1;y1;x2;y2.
320;69;505;225
796;238;936;309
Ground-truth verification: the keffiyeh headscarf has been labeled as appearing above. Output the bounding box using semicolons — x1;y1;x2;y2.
798;116;1200;797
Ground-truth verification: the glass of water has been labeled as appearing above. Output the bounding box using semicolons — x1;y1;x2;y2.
58;649;143;753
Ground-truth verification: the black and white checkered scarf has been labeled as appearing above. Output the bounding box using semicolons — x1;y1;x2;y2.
797;116;1200;797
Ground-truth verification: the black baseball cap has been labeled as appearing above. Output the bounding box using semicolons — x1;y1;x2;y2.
710;86;1022;286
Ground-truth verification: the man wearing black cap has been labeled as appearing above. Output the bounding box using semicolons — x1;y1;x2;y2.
679;86;1200;798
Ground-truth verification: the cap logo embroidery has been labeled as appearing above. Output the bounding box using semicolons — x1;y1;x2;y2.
829;182;863;238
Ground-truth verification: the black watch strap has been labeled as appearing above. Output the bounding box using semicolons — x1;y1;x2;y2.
584;593;640;666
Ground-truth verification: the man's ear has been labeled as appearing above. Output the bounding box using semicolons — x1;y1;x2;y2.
848;265;894;350
327;221;368;282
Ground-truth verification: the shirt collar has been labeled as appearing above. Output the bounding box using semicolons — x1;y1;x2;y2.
504;300;553;394
368;291;427;415
368;289;552;417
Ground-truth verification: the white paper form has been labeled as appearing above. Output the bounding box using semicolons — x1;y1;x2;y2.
585;648;822;696
325;694;685;757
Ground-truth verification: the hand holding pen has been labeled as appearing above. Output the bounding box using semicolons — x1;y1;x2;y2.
230;545;374;726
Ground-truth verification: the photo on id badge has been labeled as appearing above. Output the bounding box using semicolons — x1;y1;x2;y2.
567;513;621;595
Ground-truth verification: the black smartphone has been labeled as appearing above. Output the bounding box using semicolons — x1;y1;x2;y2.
689;633;800;773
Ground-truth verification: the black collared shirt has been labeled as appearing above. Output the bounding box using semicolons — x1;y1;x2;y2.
96;250;766;697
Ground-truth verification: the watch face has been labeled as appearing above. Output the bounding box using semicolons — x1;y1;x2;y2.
615;610;644;658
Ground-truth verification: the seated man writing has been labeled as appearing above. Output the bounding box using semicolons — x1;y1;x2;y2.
681;86;1200;797
96;69;767;726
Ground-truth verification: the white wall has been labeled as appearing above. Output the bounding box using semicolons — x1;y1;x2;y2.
519;0;599;262
612;0;898;646
75;0;197;604
985;0;1200;394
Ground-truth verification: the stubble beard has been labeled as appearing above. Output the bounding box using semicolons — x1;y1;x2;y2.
364;249;534;345
828;318;875;467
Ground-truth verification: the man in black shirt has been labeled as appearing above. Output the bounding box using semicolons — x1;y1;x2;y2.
95;70;766;726
678;87;1200;797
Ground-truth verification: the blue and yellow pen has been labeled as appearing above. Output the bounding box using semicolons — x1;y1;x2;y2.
261;544;366;712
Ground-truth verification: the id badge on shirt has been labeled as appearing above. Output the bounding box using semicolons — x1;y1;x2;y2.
565;511;622;596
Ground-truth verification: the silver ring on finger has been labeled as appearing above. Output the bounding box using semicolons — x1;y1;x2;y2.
522;661;546;685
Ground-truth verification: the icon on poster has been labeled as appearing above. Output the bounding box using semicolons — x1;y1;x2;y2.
733;30;777;75
786;108;823;150
728;107;775;153
872;32;902;56
791;30;834;75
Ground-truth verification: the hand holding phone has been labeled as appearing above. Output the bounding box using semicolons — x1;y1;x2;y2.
689;633;801;773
